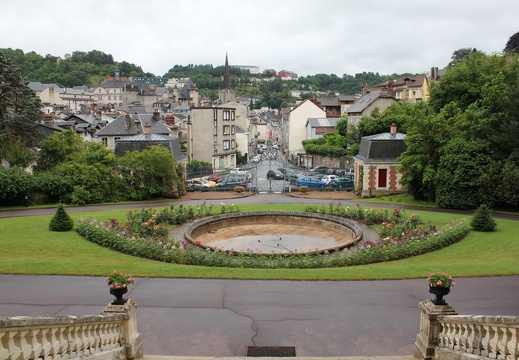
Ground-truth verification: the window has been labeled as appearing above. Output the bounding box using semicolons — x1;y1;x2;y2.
223;125;230;135
231;139;236;149
214;124;217;135
223;110;230;120
231;125;235;134
108;95;111;101
231;111;235;120
213;109;217;120
223;140;230;150
101;137;108;147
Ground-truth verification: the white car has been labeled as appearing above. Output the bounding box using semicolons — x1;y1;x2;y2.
322;175;337;184
230;168;248;175
251;155;261;163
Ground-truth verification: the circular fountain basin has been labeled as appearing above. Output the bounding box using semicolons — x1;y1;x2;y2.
185;211;363;254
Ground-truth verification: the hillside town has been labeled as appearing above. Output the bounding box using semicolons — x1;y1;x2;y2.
21;52;440;199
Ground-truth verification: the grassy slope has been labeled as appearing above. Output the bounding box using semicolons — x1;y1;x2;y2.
0;204;517;280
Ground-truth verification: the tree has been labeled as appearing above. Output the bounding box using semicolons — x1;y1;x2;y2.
503;31;519;53
448;47;478;67
434;138;492;209
49;204;74;232
118;145;181;200
0;166;33;206
35;130;85;171
0;51;43;148
471;204;496;232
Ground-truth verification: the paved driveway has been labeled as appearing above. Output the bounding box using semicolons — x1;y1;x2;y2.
1;275;518;357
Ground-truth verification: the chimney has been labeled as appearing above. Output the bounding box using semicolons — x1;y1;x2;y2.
153;108;160;121
95;110;102;120
125;112;130;128
144;123;152;135
390;123;397;135
135;119;142;133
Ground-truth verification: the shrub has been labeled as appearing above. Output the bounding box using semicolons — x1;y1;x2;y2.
49;204;74;231
298;186;309;194
234;185;245;193
471;204;496;231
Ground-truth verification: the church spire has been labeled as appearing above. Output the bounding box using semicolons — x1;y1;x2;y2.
223;53;231;89
219;53;236;103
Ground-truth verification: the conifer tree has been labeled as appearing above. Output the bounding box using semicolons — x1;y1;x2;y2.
49;204;74;231
471;204;496;232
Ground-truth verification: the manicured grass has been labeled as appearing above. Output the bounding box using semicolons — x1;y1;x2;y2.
357;193;437;208
0;203;517;280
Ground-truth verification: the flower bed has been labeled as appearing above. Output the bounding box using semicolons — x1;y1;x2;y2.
76;203;470;269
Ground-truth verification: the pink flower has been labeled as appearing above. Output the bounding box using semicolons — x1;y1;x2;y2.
436;280;442;286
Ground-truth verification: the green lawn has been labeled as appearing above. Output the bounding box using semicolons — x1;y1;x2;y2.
0;203;517;280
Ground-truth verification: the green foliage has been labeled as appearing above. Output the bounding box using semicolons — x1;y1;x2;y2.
0;138;34;168
503;31;519;53
0;51;43;148
49;204;74;232
2;48;149;87
470;204;496;232
448;48;479;67
434;138;492;209
35;130;85;172
0;167;33;205
118;145;180;200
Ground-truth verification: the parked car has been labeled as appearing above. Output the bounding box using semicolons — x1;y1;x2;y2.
186;179;211;191
193;177;216;187
310;166;329;174
266;169;284;180
204;174;222;183
328;177;355;190
285;171;301;184
326;168;339;175
251;155;261;163
335;168;355;178
217;174;249;188
322;175;338;185
230;168;248;175
296;176;328;188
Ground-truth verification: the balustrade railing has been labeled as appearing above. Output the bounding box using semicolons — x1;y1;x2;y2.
0;300;142;360
437;315;519;359
0;314;125;360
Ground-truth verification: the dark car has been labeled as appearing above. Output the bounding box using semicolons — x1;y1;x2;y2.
266;169;284;180
216;174;249;189
326;168;339;175
310;166;329;174
335;168;355;178
328;177;355;190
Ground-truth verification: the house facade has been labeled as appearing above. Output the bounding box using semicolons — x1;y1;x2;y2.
365;74;430;103
353;124;406;197
188;107;237;171
94;110;171;150
305;117;339;140
346;91;396;126
281;99;326;167
28;82;96;113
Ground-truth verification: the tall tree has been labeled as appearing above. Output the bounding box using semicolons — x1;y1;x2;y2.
448;47;478;67
0;51;42;148
503;31;519;53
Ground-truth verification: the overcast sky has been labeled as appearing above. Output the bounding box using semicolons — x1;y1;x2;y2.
1;0;518;78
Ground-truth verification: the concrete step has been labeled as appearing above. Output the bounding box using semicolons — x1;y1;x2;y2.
143;356;415;360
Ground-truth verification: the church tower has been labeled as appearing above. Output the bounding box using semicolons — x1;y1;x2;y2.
219;53;236;103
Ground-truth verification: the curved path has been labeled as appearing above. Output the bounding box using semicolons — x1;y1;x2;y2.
1;193;518;357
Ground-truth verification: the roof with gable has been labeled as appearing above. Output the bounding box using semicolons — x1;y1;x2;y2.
96;113;170;137
316;97;340;107
355;131;406;162
347;91;395;114
306;117;340;128
114;134;187;163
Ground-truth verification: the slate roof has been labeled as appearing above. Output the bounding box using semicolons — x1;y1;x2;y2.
114;134;187;163
316;97;340;107
96;113;170;137
355;132;406;162
306;117;340;128
347;91;395;114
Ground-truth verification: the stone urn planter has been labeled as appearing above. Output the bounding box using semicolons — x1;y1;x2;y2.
429;286;451;305
110;286;128;305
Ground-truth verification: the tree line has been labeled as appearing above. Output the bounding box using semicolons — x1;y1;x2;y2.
1;48;412;109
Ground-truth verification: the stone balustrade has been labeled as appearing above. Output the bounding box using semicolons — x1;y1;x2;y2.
436;314;519;359
0;300;142;360
415;299;519;360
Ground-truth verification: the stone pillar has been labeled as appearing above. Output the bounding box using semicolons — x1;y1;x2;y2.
103;300;143;360
414;299;457;360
